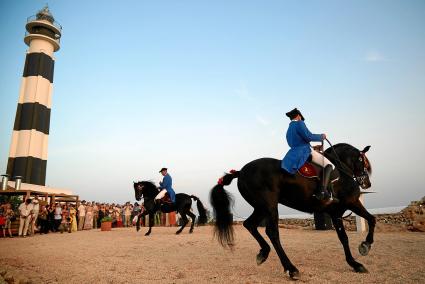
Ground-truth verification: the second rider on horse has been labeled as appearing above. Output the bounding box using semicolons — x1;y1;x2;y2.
282;108;336;201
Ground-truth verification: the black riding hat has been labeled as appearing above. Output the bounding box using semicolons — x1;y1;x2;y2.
159;168;168;173
285;108;305;121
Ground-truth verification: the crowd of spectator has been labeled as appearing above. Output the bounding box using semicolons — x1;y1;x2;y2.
0;196;143;237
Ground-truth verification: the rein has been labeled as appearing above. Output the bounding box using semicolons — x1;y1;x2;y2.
324;139;364;186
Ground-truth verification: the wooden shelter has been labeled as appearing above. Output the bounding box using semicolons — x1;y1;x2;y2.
0;183;79;236
0;188;79;205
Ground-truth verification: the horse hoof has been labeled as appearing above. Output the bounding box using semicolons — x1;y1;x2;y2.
359;241;371;256
355;265;368;273
289;269;300;279
189;229;194;234
256;255;266;265
176;231;182;235
256;249;270;265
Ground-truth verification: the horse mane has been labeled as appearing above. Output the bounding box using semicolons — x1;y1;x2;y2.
138;180;159;197
325;143;372;175
139;180;156;188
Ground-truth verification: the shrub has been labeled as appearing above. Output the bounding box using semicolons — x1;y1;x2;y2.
100;216;113;223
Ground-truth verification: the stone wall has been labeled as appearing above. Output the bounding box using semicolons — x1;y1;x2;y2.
277;196;425;232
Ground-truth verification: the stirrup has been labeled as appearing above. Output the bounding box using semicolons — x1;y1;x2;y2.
329;192;339;203
313;190;329;201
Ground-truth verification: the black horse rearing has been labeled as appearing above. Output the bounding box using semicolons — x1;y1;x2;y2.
134;181;207;235
210;143;375;279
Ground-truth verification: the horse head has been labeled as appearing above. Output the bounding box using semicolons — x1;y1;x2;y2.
327;144;372;189
356;145;372;189
134;182;143;201
133;180;158;201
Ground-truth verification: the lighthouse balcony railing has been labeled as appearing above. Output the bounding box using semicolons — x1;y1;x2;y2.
26;15;62;33
25;30;61;44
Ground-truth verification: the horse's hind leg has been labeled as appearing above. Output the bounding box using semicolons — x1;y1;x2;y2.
243;208;271;265
349;201;376;256
186;210;196;233
265;207;299;279
176;213;188;235
331;215;368;273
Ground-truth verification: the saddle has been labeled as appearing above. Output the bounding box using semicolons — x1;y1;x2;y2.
160;193;173;204
297;162;339;183
159;193;175;213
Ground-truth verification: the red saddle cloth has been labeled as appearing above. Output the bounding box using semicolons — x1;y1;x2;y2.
298;162;319;178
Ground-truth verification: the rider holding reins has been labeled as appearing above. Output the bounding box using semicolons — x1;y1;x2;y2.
282;108;336;201
154;168;176;203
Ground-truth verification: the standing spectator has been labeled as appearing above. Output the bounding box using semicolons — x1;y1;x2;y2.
38;205;49;234
93;202;99;229
108;204;114;217
98;204;105;228
114;205;122;227
124;203;132;227
47;204;55;232
29;197;40;236
78;201;86;231
0;203;5;237
18;198;33;237
154;212;162;226
84;202;93;230
69;204;78;232
3;203;14;237
54;203;62;232
132;202;141;226
58;213;70;233
62;204;69;221
121;205;126;227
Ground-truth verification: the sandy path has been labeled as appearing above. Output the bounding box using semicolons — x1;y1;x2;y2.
0;225;424;283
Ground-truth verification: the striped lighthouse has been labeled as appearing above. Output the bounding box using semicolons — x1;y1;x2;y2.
6;6;61;186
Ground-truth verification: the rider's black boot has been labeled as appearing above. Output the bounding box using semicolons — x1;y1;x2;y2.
313;165;334;201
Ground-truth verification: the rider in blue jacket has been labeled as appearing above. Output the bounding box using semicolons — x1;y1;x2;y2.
282;108;335;201
155;168;176;203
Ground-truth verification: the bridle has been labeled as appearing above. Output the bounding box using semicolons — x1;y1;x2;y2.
325;139;370;188
135;182;160;200
135;183;144;200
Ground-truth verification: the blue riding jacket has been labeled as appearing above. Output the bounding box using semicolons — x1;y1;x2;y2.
282;120;323;174
159;174;176;203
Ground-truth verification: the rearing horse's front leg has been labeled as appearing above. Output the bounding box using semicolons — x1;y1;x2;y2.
331;215;368;273
136;212;142;232
349;200;376;256
145;213;154;236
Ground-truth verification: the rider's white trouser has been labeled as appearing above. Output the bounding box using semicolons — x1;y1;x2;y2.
155;189;167;200
310;149;334;169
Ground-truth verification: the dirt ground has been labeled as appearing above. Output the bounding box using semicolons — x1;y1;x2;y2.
0;225;424;283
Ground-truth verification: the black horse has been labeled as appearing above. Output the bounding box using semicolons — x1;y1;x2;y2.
134;181;208;235
210;143;375;278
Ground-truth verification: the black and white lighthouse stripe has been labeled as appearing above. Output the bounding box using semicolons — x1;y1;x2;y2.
7;52;55;185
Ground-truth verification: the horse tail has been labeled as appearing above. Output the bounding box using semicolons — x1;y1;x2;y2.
209;170;239;247
190;195;208;225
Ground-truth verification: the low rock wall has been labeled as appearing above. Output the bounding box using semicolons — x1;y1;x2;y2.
248;196;425;232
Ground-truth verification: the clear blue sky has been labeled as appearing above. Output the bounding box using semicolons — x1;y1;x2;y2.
1;0;424;217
